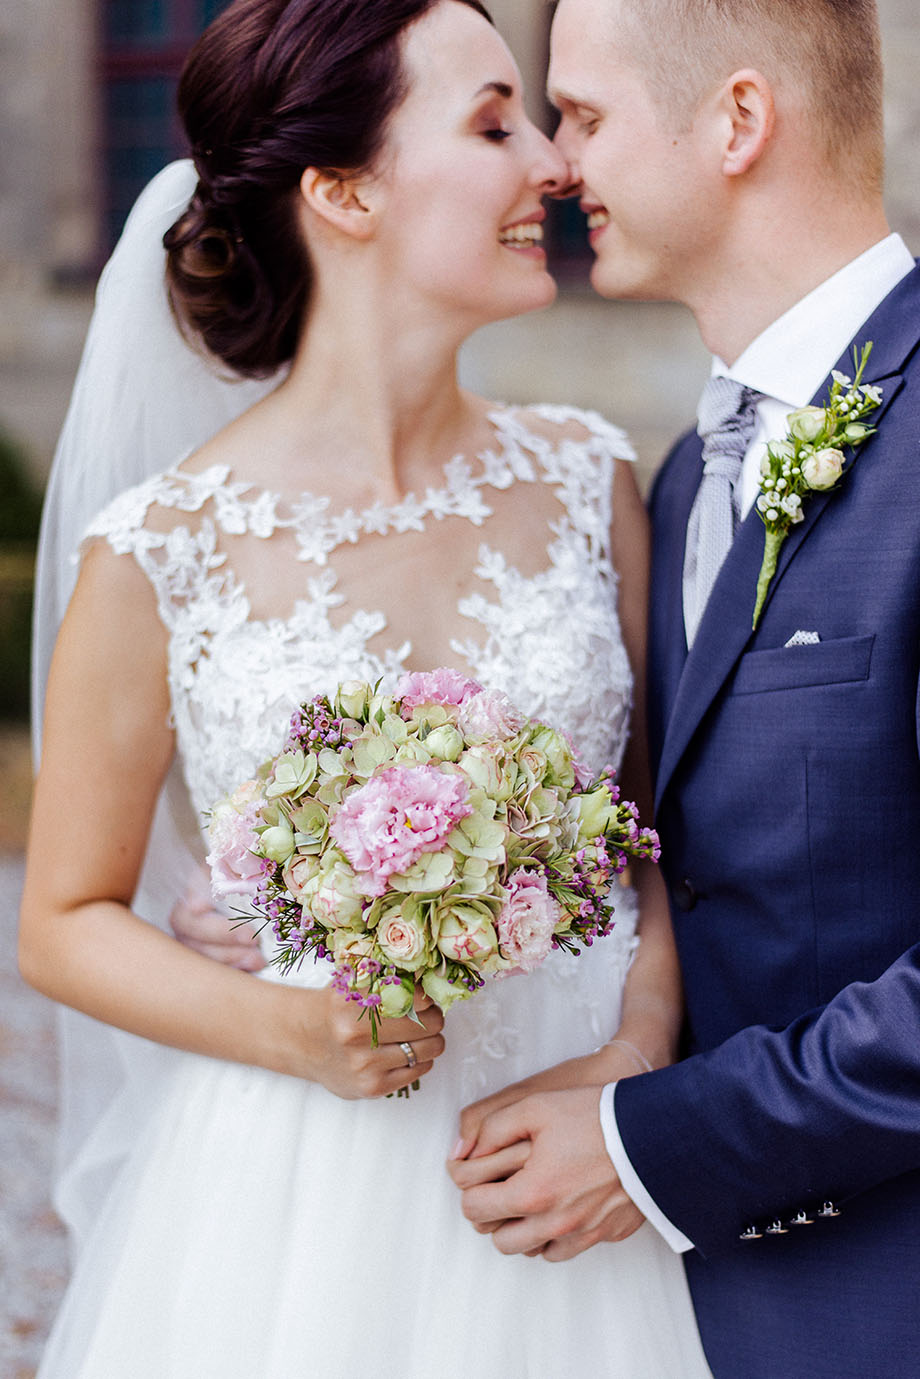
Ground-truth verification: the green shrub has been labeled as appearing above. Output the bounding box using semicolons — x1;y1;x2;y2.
0;427;41;720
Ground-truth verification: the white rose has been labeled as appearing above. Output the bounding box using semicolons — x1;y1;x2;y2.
282;853;321;900
378;977;415;1019
436;905;498;966
787;406;827;443
376;901;429;972
801;447;844;491
423;724;465;762
335;680;371;720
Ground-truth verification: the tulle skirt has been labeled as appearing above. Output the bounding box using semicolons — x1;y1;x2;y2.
38;896;711;1378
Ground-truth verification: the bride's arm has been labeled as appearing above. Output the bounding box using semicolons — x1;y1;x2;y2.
19;544;444;1100
452;459;682;1136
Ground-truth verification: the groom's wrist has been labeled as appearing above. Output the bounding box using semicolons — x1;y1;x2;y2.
599;1083;695;1254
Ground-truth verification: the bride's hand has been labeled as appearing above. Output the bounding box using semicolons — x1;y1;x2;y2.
169;867;266;972
451;1040;649;1162
287;985;446;1100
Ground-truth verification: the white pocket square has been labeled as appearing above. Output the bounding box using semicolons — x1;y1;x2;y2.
784;630;821;646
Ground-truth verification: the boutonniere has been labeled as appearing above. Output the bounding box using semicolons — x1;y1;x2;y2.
752;342;882;629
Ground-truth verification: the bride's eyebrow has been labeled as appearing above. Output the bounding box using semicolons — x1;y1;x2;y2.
473;80;514;101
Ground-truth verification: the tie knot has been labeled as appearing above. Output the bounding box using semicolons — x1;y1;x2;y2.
697;377;762;474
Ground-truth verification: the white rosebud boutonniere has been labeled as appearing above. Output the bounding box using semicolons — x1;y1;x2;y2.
752;342;882;628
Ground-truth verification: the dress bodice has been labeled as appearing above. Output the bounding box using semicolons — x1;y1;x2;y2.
85;404;636;819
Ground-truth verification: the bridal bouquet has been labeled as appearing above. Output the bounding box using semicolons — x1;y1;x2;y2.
206;670;659;1040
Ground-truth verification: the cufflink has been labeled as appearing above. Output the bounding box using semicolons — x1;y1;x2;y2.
765;1219;789;1235
818;1201;841;1217
739;1224;763;1241
790;1210;815;1226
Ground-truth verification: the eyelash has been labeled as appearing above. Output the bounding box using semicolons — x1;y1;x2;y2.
483;128;512;143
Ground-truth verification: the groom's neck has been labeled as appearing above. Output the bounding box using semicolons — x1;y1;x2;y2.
689;199;892;366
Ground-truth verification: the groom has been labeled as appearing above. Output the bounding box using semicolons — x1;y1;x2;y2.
449;0;920;1374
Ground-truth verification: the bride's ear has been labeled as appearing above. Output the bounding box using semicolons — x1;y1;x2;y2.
298;168;377;240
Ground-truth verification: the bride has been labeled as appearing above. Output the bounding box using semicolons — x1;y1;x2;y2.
21;0;711;1373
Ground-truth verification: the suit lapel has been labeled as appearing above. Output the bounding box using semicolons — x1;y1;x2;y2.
654;263;920;811
648;431;699;760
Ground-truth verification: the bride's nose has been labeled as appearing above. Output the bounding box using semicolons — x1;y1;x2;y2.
530;132;574;197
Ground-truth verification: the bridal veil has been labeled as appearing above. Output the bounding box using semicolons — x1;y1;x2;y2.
31;159;276;1255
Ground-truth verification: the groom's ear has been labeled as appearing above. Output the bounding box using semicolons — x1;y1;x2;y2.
715;69;775;177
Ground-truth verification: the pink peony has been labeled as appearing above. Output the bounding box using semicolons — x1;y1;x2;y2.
458;688;525;744
395;667;482;711
206;783;265;901
496;869;561;972
329;765;472;897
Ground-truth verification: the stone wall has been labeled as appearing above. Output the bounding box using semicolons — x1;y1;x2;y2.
1;0;918;491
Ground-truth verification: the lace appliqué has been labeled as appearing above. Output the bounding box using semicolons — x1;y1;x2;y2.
83;404;636;824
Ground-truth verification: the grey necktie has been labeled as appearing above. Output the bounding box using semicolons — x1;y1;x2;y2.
682;377;762;647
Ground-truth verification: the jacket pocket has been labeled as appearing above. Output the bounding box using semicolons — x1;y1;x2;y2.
729;633;875;695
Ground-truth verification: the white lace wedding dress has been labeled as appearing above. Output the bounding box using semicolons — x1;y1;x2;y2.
38;405;711;1378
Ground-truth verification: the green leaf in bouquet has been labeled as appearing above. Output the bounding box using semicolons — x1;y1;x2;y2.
450;808;506;864
393;739;435;765
351;734;397;778
387;849;457;894
289;798;329;852
264;749;317;800
421;967;470;1012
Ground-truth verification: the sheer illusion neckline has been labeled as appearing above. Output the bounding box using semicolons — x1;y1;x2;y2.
164;404;625;566
85;400;636;814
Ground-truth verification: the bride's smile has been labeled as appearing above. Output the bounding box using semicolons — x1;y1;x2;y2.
360;0;568;328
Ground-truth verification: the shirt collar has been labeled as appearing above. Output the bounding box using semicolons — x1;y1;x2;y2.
710;233;916;409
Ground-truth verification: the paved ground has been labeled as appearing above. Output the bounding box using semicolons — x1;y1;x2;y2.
1;728;68;1377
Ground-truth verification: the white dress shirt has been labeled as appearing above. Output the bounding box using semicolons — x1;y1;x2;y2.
600;232;916;1254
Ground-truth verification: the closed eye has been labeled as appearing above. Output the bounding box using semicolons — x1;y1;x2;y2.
483;128;512;142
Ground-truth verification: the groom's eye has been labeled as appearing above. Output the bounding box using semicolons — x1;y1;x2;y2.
482;128;513;142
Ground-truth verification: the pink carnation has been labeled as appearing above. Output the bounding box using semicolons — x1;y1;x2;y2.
395;667;482;711
206;784;265;901
458;688;525;744
496;869;560;972
329;765;472;897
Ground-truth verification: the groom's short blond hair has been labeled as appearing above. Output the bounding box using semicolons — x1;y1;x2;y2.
618;0;884;187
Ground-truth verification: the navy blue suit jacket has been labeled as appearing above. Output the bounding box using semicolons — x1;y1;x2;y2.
615;263;920;1378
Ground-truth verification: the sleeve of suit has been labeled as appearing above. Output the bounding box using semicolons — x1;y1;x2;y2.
613;940;920;1258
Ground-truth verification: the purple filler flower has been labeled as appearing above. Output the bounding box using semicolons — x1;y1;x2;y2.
329;765;472;897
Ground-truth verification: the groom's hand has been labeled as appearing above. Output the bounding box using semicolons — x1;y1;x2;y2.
447;1086;645;1260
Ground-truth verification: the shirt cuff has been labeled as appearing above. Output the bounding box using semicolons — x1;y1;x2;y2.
599;1082;695;1254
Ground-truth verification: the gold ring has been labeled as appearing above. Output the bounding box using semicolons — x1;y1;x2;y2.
399;1040;417;1069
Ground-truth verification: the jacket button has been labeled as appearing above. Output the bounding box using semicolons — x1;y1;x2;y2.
672;878;699;912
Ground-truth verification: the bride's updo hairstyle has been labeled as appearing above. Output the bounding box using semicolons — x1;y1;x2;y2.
165;0;492;377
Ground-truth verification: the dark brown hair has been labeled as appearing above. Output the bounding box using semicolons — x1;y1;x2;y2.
165;0;493;377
